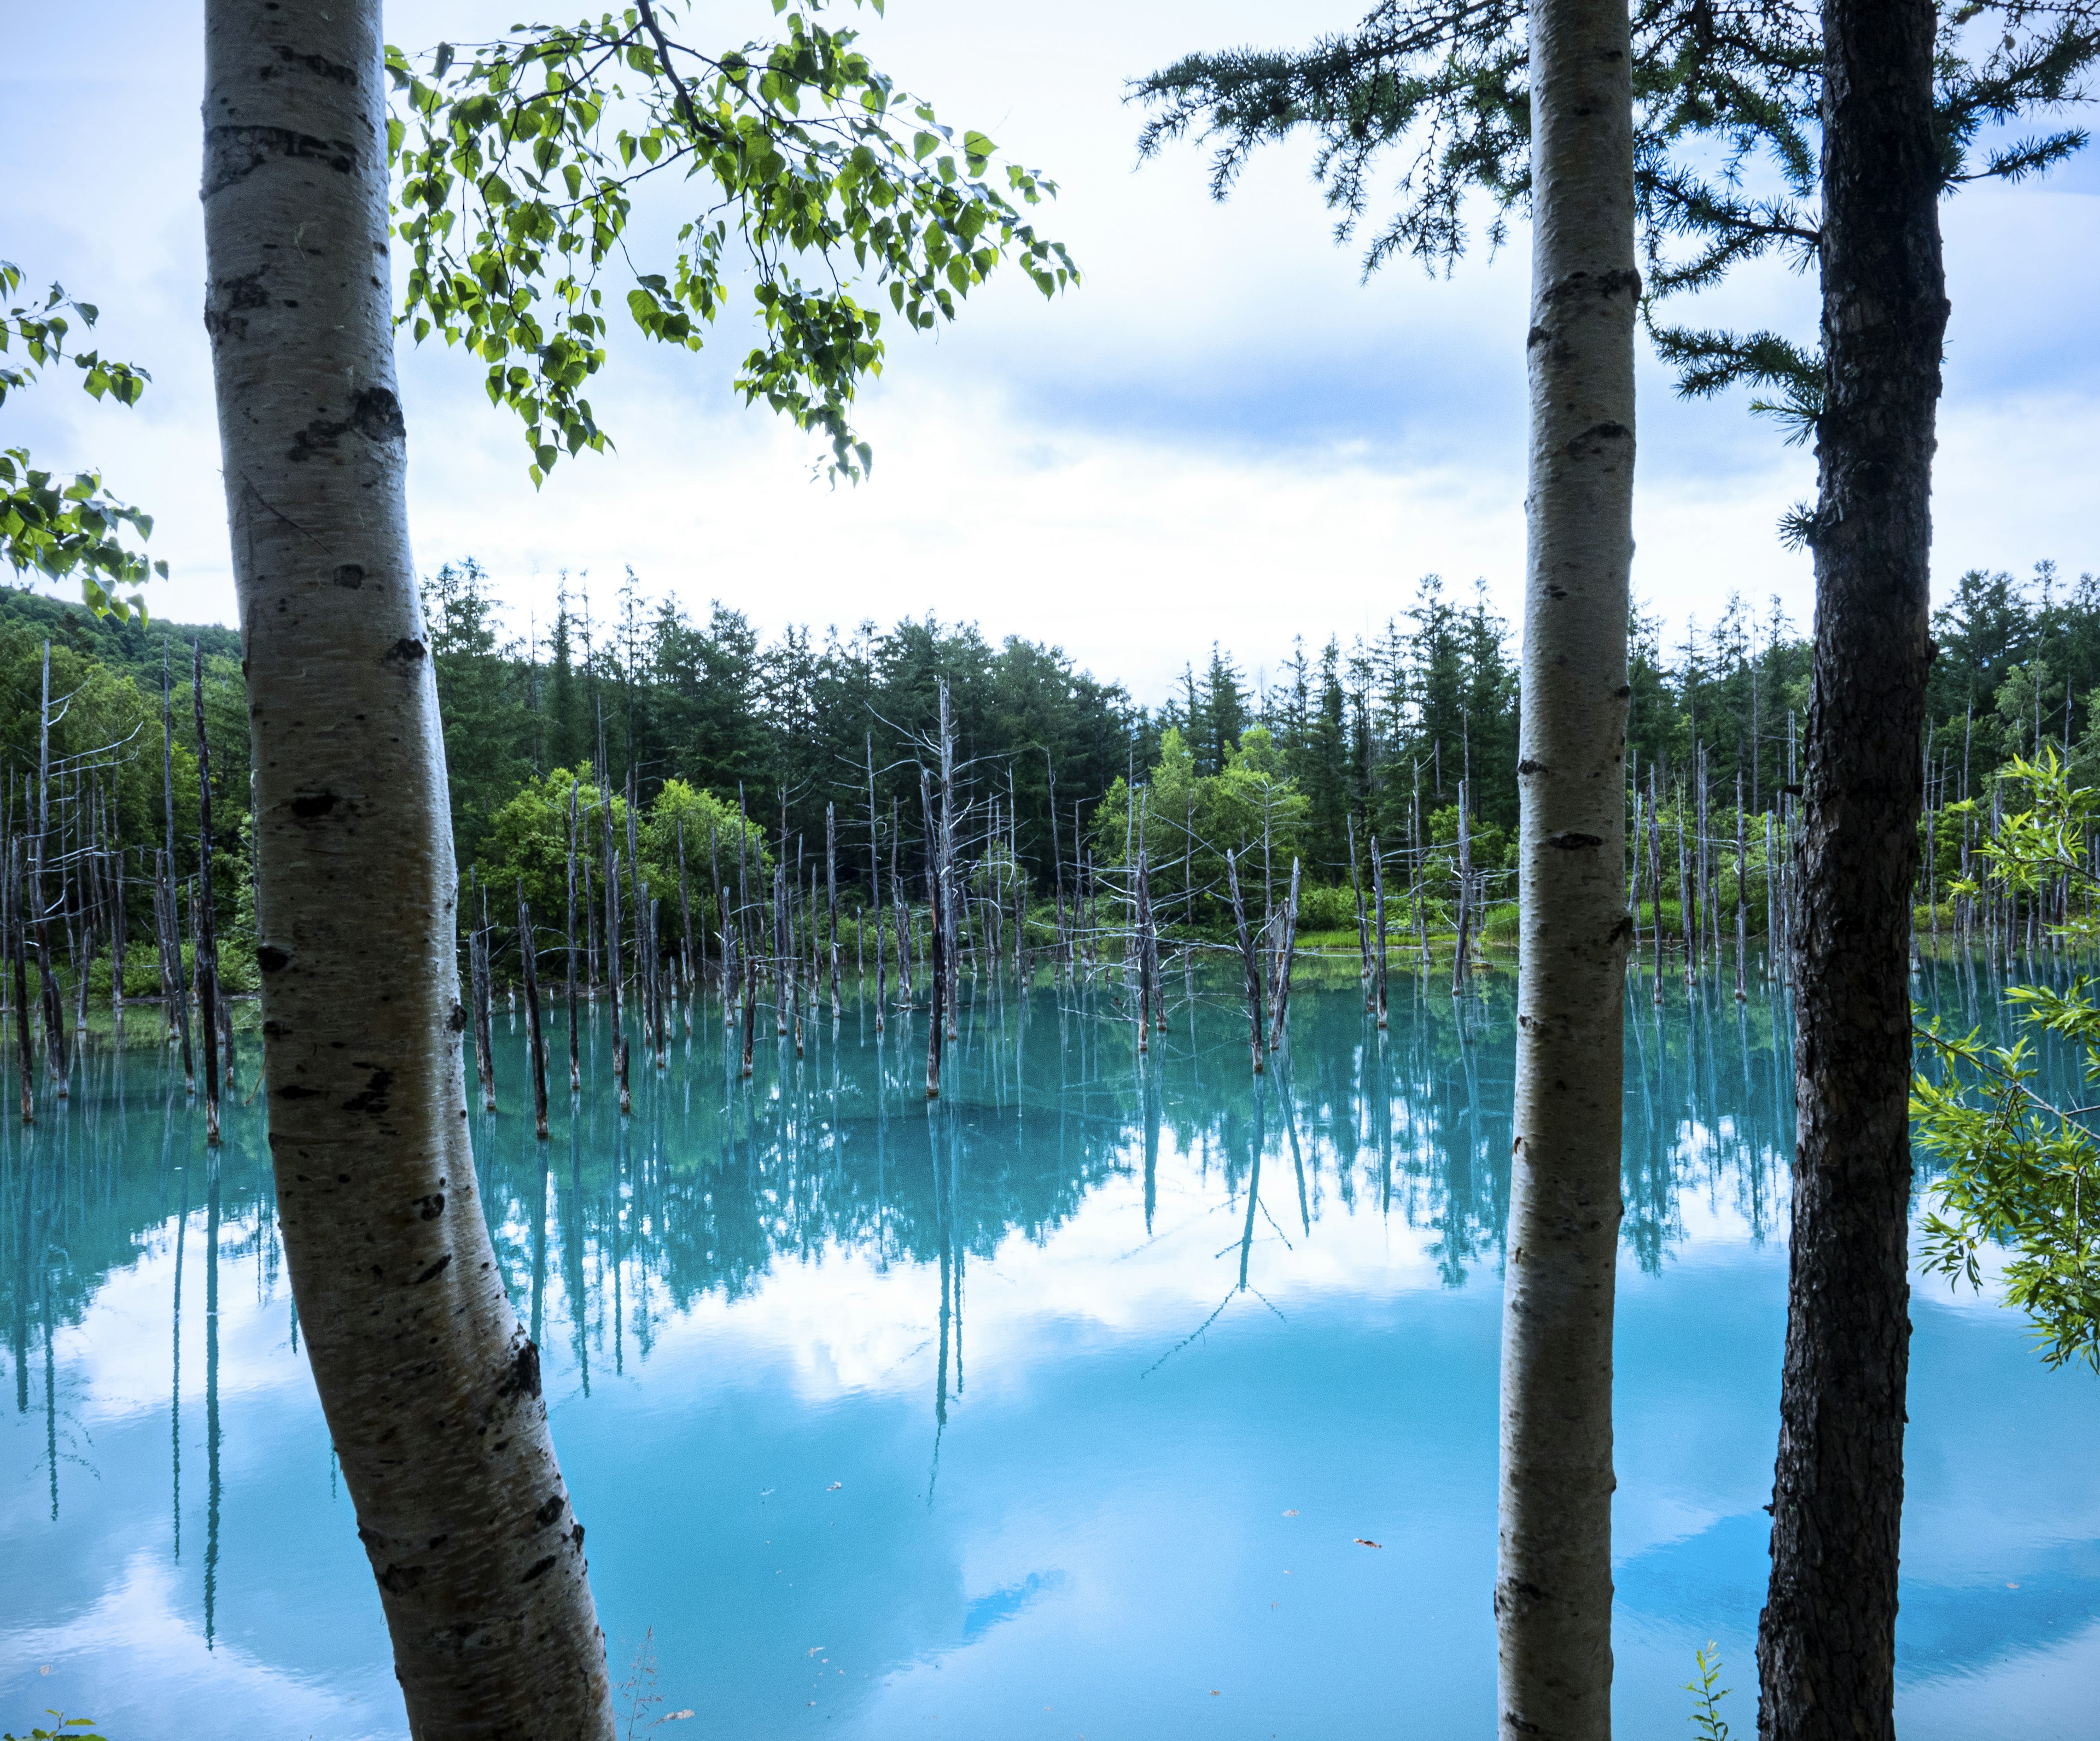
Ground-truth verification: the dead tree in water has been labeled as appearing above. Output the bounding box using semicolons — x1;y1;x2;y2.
676;818;696;1036
32;646;69;1093
519;883;549;1140
1134;849;1153;1052
8;843;32;1122
1226;846;1264;1076
866;738;886;1028
936;684;960;1042
469;877;496;1112
1268;857;1302;1054
192;647;223;1145
104;789;127;1035
159;648;193;1087
1349;815;1371;1007
921;765;945;1098
1371;834;1390;1029
599;762;628;1111
565;780;581;1090
826;802;842;1018
1047;752;1069;978
1450;779;1475;996
625;777;651;1058
1735;773;1749;1002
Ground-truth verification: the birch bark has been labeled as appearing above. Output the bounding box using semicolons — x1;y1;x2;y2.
200;4;614;1732
1495;0;1636;1729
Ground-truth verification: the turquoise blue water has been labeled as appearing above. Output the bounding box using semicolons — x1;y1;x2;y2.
3;963;2096;1739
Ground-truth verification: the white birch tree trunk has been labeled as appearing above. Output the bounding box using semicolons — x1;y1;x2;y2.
1495;0;1636;1729
200;4;615;1733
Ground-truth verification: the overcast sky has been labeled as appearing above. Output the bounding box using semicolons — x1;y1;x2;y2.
8;1;2097;703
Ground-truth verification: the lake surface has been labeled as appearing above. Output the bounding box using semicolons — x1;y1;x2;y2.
3;962;2097;1739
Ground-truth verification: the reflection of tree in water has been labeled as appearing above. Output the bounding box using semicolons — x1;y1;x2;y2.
462;972;1817;1369
4;968;1937;1504
2;961;2036;1668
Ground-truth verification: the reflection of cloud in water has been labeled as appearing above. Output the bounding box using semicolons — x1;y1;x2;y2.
4;967;2097;1740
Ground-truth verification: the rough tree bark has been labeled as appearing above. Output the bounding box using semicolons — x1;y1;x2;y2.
1755;0;1946;1730
200;4;614;1733
1495;0;1635;1726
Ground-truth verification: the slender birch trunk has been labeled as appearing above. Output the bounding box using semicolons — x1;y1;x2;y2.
200;6;612;1730
1496;0;1636;1726
1758;0;1945;1724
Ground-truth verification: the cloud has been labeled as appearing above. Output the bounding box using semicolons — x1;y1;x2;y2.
3;0;2091;701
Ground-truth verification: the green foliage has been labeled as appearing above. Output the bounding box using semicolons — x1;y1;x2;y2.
1294;882;1356;932
471;766;772;952
1;260;162;614
1684;1643;1733;1740
385;0;1076;484
1913;749;2100;1370
3;1716;104;1741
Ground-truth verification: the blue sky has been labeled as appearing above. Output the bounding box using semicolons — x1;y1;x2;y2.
7;0;2097;702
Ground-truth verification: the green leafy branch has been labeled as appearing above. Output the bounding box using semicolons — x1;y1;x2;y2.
1;261;160;618
1;448;164;617
1910;746;2100;1371
1914;1008;2100;1371
386;0;1078;487
1;260;151;413
1684;1641;1733;1740
4;1715;107;1741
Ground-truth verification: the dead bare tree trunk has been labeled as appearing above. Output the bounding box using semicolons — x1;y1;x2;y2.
8;844;31;1123
566;780;581;1091
1267;857;1301;1054
201;5;613;1729
868;737;886;1029
921;766;945;1099
192;646;223;1146
1226;847;1264;1076
826;801;841;1019
1371;834;1389;1029
520;884;549;1141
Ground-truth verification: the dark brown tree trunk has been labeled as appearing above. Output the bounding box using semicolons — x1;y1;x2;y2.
1756;0;1946;1731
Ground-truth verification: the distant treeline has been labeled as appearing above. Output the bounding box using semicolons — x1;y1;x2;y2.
423;556;2095;901
0;554;2090;945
